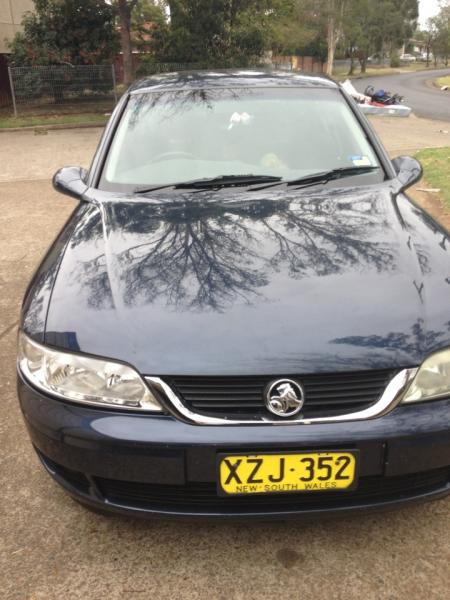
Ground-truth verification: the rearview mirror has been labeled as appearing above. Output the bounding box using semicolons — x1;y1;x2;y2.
53;166;88;200
391;156;423;191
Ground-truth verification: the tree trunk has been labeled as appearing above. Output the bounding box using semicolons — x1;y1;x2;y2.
326;0;345;77
326;12;336;76
118;0;137;86
347;49;355;76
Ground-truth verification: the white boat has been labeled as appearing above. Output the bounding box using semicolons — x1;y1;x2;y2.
359;104;412;117
341;79;412;118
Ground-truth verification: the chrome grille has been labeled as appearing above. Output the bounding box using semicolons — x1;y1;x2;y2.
165;369;398;418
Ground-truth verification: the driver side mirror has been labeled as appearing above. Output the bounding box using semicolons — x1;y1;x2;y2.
53;166;88;200
391;156;423;191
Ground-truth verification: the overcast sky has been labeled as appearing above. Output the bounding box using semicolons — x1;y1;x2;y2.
419;0;441;26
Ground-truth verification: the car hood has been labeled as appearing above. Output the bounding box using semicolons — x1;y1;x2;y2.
42;184;450;375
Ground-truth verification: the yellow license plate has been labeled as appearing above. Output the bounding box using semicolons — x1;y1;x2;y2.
218;451;358;495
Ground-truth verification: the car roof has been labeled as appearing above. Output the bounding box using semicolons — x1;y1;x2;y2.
129;69;338;94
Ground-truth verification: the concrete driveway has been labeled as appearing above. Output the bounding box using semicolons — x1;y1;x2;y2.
1;123;449;600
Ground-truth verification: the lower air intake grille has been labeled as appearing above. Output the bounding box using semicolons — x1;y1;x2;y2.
39;454;449;515
165;370;398;418
96;469;449;512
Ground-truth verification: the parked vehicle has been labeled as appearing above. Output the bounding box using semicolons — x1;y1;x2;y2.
366;53;388;64
400;53;417;63
419;52;433;62
17;70;450;519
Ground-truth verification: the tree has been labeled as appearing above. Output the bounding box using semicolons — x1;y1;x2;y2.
429;2;450;66
271;0;322;57
341;0;418;75
132;0;167;53
7;0;118;66
272;0;342;73
381;0;418;66
154;1;288;65
343;0;383;74
414;26;434;66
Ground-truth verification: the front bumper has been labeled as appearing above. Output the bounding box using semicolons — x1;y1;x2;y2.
18;374;450;519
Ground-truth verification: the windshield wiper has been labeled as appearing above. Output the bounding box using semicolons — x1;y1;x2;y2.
134;168;379;194
249;166;380;191
287;166;380;186
135;174;282;194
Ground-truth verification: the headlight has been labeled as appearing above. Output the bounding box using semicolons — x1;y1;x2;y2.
18;332;162;411
402;348;450;404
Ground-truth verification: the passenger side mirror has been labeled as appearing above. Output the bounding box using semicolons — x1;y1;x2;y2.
391;156;423;191
53;166;88;200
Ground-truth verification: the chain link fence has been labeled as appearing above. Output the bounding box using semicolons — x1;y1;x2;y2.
6;60;317;117
8;65;117;117
135;61;269;75
138;62;213;75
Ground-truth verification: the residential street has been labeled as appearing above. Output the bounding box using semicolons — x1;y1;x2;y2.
354;68;450;121
0;118;449;599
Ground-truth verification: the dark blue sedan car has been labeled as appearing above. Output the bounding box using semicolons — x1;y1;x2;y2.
17;71;450;518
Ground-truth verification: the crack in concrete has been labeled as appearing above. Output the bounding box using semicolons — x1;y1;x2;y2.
0;320;19;343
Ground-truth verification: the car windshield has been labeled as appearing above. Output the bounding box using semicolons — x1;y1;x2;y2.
99;86;383;192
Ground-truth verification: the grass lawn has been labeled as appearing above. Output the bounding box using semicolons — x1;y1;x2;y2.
436;76;450;88
0;112;109;129
416;147;450;208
